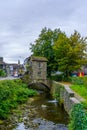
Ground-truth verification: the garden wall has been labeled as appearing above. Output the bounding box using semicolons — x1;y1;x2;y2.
50;81;80;114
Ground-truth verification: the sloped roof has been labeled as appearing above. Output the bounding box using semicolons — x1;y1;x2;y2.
31;56;48;62
0;61;6;65
7;63;18;66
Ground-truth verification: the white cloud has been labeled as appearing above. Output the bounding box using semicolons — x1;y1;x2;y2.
0;0;87;63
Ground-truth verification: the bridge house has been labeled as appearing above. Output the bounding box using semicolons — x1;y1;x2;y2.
24;56;48;84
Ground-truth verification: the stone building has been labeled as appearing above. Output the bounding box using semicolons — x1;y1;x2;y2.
0;57;7;75
24;56;47;84
0;57;6;70
6;64;19;76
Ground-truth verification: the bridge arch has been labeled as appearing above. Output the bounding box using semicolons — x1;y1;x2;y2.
28;82;50;92
24;56;52;91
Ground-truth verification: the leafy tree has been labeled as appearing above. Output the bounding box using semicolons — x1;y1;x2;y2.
53;30;87;77
30;28;87;78
30;27;62;76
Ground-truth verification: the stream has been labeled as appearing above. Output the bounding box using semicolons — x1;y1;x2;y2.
0;92;69;130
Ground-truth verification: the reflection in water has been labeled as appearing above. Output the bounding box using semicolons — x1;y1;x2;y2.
31;93;69;124
0;93;69;130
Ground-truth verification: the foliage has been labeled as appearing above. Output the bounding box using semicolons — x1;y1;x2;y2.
30;27;62;77
53;93;60;100
51;74;63;81
70;76;87;107
70;76;87;85
82;76;87;86
0;69;6;77
0;79;37;119
68;104;87;130
53;31;87;77
30;28;87;79
69;76;84;85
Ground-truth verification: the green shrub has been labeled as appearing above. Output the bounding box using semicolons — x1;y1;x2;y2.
69;76;87;86
68;104;87;130
0;69;6;77
82;76;87;86
53;93;60;100
69;76;84;85
51;74;64;81
0;79;37;119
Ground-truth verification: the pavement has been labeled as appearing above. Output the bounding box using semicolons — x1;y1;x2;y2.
0;76;19;80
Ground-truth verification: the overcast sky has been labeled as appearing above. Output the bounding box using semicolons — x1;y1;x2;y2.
0;0;87;64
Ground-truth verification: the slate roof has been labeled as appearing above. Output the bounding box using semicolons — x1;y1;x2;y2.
31;56;48;62
0;61;6;65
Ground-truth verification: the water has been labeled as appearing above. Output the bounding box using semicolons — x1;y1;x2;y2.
30;93;68;124
0;93;69;130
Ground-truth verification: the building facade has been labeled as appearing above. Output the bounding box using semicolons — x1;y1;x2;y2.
24;56;47;83
0;57;7;75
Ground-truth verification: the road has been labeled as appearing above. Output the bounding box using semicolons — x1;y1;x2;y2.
0;76;19;81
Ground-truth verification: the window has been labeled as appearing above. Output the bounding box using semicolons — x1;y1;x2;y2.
38;62;41;67
38;71;41;76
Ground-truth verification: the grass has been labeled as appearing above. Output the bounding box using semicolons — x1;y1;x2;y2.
70;84;87;108
69;77;87;130
70;85;87;99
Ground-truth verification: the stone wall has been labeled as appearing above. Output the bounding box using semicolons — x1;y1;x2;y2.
50;81;80;114
32;61;47;81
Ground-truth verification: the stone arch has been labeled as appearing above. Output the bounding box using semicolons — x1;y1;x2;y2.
28;82;50;92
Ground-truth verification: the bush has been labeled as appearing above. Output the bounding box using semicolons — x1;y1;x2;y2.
0;69;6;77
68;104;87;130
0;79;37;119
82;76;87;86
51;74;64;81
70;76;87;87
69;76;84;85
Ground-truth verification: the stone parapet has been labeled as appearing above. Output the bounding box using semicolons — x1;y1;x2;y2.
69;97;80;111
51;81;81;114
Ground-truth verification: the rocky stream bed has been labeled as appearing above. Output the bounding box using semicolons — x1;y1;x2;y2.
0;93;69;130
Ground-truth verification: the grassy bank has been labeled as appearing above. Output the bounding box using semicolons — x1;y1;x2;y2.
0;79;37;119
70;76;87;108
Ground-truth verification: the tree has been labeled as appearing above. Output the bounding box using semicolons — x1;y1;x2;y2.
30;28;87;78
53;30;87;77
30;27;62;77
